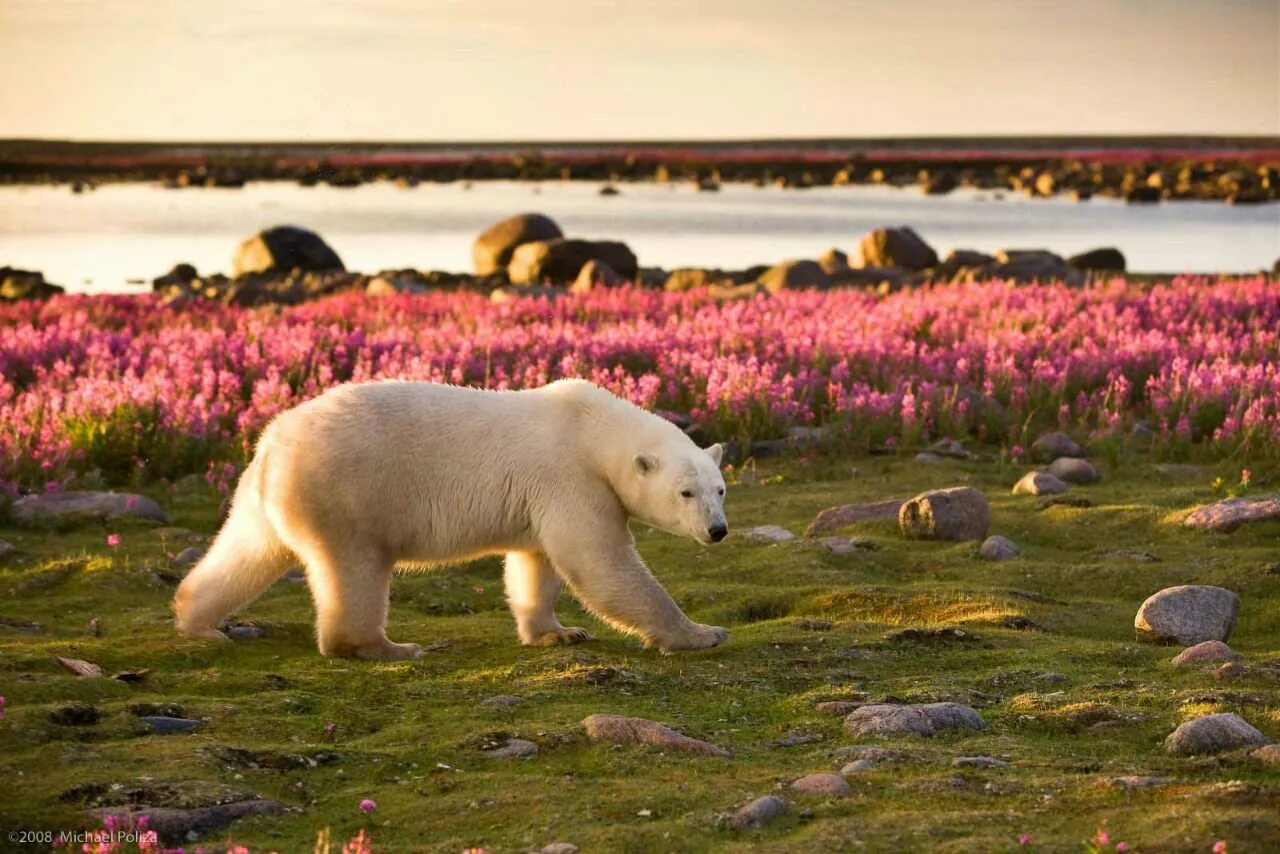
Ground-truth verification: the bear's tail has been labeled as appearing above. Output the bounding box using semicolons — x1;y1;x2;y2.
173;453;293;638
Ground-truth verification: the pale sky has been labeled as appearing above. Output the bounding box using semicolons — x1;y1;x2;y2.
1;0;1277;141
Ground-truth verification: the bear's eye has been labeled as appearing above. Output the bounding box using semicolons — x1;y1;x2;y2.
718;487;725;495
680;489;694;499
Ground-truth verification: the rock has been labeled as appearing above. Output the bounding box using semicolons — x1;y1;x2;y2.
816;701;863;715
833;746;911;763
756;259;828;293
56;656;104;678
581;714;732;758
1184;496;1280;532
1164;713;1270;756
1105;775;1170;789
232;226;343;276
0;267;64;301
481;695;524;707
570;259;626;293
805;499;904;535
953;756;1009;768
942;249;995;268
818;536;877;555
483;737;537;758
979;535;1020;561
899;486;990;541
722;795;786;829
541;844;580;854
768;732;824;748
982;250;1080;285
856;227;938;271
915;452;943;463
1215;662;1248;680
663;268;738;292
12;490;168;524
1251;744;1280;768
49;702;101;725
140;716;204;734
172;547;204;567
225;625;266;641
1030;431;1084;462
840;759;875;774
790;772;850;796
843;703;987;737
1012;471;1069;496
1066;247;1126;272
1135;585;1240;645
366;272;429;296
1045;457;1100;484
152;263;199;289
740;525;797;543
929;438;968;459
818;248;849;274
472;213;564;276
91;800;286;846
508;238;638;286
1171;640;1237;667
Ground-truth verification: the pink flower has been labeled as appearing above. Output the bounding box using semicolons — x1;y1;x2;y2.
106;534;121;548
1093;829;1109;846
1240;468;1251;486
1213;842;1228;854
1116;843;1129;853
359;798;377;813
474;585;485;596
0;695;5;718
1018;833;1033;846
325;721;336;735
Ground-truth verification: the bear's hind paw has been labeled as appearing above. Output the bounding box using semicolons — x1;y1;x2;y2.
529;626;594;647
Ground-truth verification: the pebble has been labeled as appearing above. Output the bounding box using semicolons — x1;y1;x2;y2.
818;536;878;555
723;795;787;829
979;535;1020;561
840;759;875;774
1012;471;1069;496
1044;457;1101;484
581;714;732;758
1171;640;1237;667
844;702;988;737
790;772;850;796
226;625;267;641
1135;585;1240;645
483;737;537;759
739;525;797;544
1164;713;1270;756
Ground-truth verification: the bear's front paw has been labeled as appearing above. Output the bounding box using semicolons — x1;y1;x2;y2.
657;623;729;652
528;626;594;647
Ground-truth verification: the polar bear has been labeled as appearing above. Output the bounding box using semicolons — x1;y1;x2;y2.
173;379;730;660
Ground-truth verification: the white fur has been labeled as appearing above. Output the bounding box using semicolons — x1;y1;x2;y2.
173;379;729;660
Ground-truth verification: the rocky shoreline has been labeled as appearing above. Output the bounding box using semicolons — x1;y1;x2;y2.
2;139;1279;204
4;213;1277;306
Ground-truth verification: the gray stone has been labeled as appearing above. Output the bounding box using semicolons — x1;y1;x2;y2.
1171;640;1237;667
843;702;987;737
225;625;266;641
541;844;580;854
979;535;1020;561
1012;471;1069;496
1164;713;1270;756
582;714;732;758
172;547;204;567
953;756;1009;767
899;487;990;541
929;438;968;459
806;499;904;535
818;536;877;555
1045;457;1100;484
740;525;797;544
1135;585;1240;645
724;795;787;829
1183;496;1280;533
484;737;537;759
472;213;563;276
139;716;204;734
790;772;850;796
481;695;524;707
839;759;876;774
11;491;168;524
1031;431;1084;462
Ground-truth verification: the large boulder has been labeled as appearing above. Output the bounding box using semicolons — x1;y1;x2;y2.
1;267;64;301
756;259;828;293
1183;496;1280;532
472;213;563;276
232;226;343;276
856;227;937;271
899;486;990;541
818;248;850;274
1164;713;1269;756
1135;585;1240;645
1066;247;1126;272
508;239;638;286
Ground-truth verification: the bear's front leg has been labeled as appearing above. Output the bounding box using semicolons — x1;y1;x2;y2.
541;524;728;653
504;550;593;646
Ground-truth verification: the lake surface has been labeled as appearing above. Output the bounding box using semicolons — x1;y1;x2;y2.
1;181;1276;291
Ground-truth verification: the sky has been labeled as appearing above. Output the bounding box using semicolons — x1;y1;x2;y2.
1;0;1277;142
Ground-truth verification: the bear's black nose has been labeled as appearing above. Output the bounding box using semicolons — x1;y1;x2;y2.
709;524;728;542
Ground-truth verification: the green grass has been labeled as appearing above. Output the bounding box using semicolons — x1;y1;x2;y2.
1;453;1278;853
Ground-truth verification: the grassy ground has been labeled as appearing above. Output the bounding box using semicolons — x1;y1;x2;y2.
1;451;1277;853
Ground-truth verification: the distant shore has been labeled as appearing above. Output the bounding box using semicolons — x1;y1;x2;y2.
2;136;1278;203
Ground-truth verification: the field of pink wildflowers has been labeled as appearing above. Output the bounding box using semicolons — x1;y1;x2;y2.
2;276;1277;496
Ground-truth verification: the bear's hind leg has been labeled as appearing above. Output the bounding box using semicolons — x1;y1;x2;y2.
504;550;592;646
301;543;424;661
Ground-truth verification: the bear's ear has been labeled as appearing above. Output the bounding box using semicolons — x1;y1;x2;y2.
634;453;659;475
705;443;724;466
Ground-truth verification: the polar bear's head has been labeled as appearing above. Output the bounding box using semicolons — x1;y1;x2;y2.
623;442;728;545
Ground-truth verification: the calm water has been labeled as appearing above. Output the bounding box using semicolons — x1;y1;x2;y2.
1;181;1277;291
